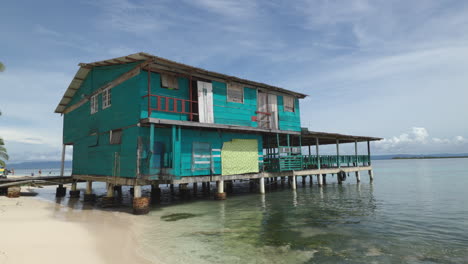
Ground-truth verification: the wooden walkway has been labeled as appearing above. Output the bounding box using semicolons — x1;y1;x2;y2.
0;176;74;188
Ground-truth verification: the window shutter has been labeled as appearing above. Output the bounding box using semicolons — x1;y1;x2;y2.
110;130;122;144
283;95;295;112
161;74;179;90
227;83;243;103
161;74;170;88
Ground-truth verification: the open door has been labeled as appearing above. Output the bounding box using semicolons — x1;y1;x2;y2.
257;91;278;129
197;81;214;123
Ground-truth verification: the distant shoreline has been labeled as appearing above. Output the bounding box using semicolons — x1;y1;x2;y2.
392;156;468;160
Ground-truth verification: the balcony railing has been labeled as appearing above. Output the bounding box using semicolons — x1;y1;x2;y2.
264;155;370;172
143;94;198;120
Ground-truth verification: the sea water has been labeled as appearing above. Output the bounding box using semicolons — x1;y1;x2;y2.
135;159;468;263
31;159;468;263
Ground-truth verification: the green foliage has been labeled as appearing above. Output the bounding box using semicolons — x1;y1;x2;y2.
0;106;7;167
0;137;8;167
0;62;4;72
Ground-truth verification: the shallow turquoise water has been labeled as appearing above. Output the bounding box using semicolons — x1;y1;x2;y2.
135;159;468;263
28;159;468;263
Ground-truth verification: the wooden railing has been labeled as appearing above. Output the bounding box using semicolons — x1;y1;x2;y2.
143;94;198;120
264;155;370;172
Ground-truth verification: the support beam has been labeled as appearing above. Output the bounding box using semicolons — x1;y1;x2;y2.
315;137;321;170
336;139;340;168
367;140;371;166
102;183;115;207
316;174;323;186
133;185;150;215
60;144;66;177
215;180;226;200
259;177;265;194
291;175;296;190
355;171;361;183
84;181;95;202
355;139;359;167
322;174;327;185
149;124;155;169
69;181;80;198
369;170;374;181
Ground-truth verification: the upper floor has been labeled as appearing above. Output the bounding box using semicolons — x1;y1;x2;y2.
56;53;307;143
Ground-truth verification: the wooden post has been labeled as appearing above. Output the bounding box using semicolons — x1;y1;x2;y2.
355;139;359;167
60;144;66;177
133;185;150;215
149;124;155;170
336;139;340;168
147;69;152;117
315;137;320;170
291;175;296;190
367;140;371;166
215;180;226;200
316;174;323;186
355;171;361;183
259;177;265;194
134;185;141;198
84;181;95;202
85;181;92;194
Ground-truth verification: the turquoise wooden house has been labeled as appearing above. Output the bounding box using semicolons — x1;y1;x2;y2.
55;52;380;212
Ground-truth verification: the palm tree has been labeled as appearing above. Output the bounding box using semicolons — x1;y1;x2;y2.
0;63;8;167
0;137;8;168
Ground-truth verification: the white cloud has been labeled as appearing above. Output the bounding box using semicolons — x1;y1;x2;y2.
375;127;468;154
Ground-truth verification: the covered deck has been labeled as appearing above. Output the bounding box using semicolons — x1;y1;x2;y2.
263;129;381;173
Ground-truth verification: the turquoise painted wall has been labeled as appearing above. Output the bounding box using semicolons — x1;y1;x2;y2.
64;62;143;178
62;63;301;179
278;96;301;131
212;81;258;127
139;71;191;121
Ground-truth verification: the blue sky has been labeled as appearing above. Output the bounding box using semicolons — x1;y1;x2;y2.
1;0;468;162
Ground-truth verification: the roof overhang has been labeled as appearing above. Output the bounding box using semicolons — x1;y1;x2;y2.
55;52;308;114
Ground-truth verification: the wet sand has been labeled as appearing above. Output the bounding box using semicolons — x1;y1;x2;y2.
0;188;152;264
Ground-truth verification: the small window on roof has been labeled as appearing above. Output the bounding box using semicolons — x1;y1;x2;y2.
283;95;295;112
110;129;122;145
227;83;244;103
161;73;179;90
90;94;98;114
102;88;111;109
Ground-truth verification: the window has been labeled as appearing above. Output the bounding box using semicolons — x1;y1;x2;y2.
89;132;99;147
90;94;98;114
110;129;122;145
102;88;111;109
227;83;244;103
161;73;179;90
283;95;295;112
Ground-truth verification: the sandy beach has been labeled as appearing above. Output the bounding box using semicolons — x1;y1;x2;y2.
0;187;152;264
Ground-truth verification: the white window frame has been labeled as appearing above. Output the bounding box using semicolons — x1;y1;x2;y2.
283;95;295;112
90;94;98;114
102;88;111;109
227;83;244;103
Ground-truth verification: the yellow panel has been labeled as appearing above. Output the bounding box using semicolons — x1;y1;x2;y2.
221;139;259;175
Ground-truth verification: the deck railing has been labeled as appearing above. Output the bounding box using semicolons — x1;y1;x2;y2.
264;155;370;172
143;94;198;120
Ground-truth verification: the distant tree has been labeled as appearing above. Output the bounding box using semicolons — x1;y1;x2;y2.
0;62;8;166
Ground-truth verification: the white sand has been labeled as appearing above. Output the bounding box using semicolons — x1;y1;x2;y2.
0;191;152;264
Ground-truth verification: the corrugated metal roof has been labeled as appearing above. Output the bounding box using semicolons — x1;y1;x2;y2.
55;52;308;114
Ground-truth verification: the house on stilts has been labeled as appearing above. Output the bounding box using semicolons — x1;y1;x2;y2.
55;52;381;214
